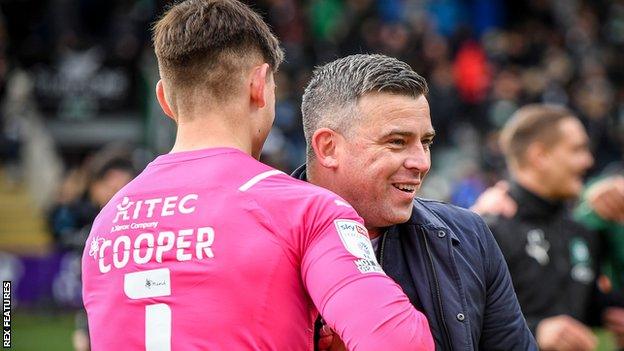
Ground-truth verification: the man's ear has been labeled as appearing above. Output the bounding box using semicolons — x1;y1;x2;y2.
156;80;176;121
312;128;342;169
250;63;270;108
526;142;548;170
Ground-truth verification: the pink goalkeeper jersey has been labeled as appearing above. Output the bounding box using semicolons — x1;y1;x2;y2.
82;147;432;351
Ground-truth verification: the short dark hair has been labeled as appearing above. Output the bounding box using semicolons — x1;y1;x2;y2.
301;54;429;160
152;0;284;102
500;104;576;165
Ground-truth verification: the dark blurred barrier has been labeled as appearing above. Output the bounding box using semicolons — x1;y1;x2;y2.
1;250;82;308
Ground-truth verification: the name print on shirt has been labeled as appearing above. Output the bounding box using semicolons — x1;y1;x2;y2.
89;193;216;274
89;227;216;274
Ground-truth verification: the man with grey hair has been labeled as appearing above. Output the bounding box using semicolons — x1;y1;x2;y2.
292;54;537;350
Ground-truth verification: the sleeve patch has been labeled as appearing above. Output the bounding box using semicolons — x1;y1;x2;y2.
334;219;384;274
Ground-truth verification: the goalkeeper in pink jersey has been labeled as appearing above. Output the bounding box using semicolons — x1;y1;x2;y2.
81;0;433;350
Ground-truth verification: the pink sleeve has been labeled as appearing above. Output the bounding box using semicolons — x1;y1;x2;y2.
301;206;434;351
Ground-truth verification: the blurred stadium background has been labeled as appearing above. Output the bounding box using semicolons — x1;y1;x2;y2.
0;0;622;349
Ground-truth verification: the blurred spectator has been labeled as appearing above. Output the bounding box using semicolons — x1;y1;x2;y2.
449;171;486;209
453;40;491;106
48;145;135;351
575;161;624;347
50;145;135;251
576;171;624;288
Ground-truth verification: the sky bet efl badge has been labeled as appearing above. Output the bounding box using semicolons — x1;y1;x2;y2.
334;220;384;274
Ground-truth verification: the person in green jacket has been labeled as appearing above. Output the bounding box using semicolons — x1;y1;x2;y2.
575;171;624;347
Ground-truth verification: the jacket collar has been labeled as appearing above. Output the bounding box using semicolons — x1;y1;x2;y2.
291;163;307;181
509;181;565;220
408;199;461;243
291;164;460;243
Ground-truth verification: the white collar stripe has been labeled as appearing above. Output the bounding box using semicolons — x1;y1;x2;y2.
238;170;285;192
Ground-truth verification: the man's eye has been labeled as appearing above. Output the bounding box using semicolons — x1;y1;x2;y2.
390;139;406;146
423;140;434;150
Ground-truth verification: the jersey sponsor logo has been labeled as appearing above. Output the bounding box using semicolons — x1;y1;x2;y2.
111;221;159;233
114;194;198;223
525;229;550;266
124;268;171;299
334;220;383;274
88;236;106;259
88;227;215;274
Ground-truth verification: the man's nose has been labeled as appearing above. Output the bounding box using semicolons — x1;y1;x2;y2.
404;147;430;173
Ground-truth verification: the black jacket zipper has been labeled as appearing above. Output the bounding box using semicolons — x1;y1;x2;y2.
420;228;454;351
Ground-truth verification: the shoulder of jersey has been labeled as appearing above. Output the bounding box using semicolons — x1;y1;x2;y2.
237;169;354;209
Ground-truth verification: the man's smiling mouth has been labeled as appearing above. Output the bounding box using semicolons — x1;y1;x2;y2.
393;183;417;193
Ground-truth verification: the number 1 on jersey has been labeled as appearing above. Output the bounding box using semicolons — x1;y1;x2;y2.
124;268;172;351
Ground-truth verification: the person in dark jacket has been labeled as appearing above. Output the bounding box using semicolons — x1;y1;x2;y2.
49;152;135;351
484;104;601;351
295;53;536;350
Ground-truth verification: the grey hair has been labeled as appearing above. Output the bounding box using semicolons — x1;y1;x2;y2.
301;54;429;161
